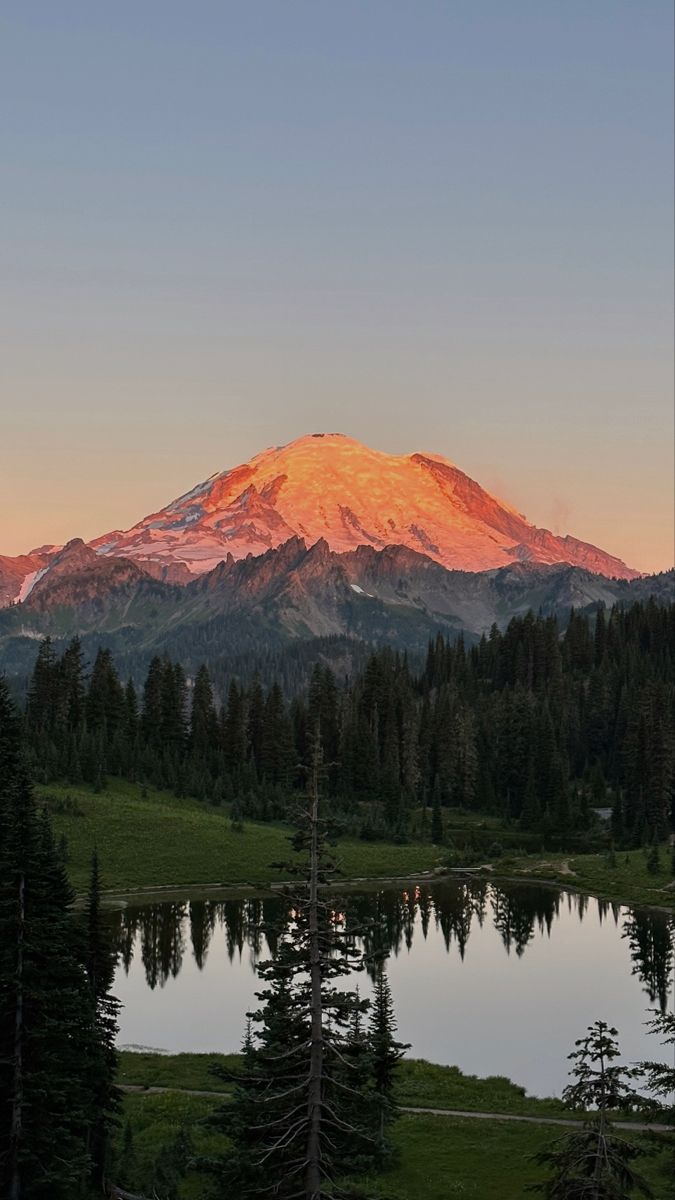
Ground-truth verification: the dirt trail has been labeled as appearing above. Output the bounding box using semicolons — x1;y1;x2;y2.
118;1084;673;1133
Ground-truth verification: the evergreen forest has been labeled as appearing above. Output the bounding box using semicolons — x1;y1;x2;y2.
22;600;675;851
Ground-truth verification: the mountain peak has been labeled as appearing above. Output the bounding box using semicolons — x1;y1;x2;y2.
1;433;639;607
86;432;637;580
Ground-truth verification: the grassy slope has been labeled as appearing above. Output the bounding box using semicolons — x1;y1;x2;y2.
117;1051;569;1118
41;780;674;912
116;1087;673;1200
380;1116;556;1199
118;1089;551;1199
376;1114;672;1200
510;848;675;911
40;780;444;893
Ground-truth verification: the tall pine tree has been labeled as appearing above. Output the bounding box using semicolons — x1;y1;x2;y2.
0;679;98;1197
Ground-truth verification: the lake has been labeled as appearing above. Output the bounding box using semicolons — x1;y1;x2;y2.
108;877;674;1097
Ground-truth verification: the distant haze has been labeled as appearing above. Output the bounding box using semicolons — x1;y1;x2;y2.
1;3;672;573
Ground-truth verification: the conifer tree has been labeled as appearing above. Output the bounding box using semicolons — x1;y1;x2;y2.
520;758;541;828
223;679;248;773
82;850;120;1188
0;679;96;1198
205;728;390;1198
611;795;625;848
86;647;125;739
646;837;661;876
141;656;165;751
261;682;295;790
637;1009;675;1118
530;1021;650;1199
308;665;340;789
25;636;58;738
58;635;87;736
125;677;139;738
247;678;266;772
368;969;408;1141
190;664;218;762
431;779;444;845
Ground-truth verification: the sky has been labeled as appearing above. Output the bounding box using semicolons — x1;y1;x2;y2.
1;2;673;573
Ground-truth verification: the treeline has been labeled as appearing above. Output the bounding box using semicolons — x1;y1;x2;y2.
23;599;675;848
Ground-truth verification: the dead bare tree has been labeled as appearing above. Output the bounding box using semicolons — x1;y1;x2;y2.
203;724;385;1199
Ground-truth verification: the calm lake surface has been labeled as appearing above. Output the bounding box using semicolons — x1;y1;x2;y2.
109;878;674;1097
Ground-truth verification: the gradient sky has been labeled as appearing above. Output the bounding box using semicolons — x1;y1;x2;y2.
1;2;673;572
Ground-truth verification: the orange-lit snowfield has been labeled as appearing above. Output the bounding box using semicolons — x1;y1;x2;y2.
90;433;636;578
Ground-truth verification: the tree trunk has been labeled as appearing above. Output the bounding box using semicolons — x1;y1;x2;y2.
592;1045;607;1200
9;871;25;1200
305;744;323;1200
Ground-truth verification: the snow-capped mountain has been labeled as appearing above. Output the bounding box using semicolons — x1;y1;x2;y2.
1;432;638;609
90;433;636;579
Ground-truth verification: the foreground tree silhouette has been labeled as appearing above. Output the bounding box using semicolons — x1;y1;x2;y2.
82;850;120;1189
204;728;400;1198
636;1009;675;1200
0;679;95;1198
530;1021;652;1199
368;969;408;1141
637;1008;675;1116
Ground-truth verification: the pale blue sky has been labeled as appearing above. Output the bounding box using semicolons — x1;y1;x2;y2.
1;2;672;570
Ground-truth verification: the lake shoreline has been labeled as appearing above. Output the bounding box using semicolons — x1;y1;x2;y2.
42;780;674;914
89;864;675;916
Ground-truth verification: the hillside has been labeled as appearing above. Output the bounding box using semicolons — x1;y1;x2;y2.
0;536;669;680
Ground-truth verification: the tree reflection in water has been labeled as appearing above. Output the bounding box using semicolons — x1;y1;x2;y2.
106;881;674;1012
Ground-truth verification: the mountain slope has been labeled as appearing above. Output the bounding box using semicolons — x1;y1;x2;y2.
0;549;54;607
88;433;637;580
1;534;669;681
23;539;152;611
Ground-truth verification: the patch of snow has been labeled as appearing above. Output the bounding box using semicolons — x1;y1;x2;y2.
119;1043;169;1055
183;556;228;572
166;472;222;511
18;568;47;603
350;583;374;597
170;511;202;528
